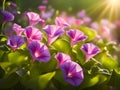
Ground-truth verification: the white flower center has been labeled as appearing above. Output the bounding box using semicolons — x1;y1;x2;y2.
34;52;39;57
67;72;72;78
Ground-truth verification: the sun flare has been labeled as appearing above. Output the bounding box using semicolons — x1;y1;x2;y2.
87;0;120;21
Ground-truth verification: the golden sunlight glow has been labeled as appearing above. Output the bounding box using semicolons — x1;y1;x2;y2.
87;0;120;21
108;0;119;5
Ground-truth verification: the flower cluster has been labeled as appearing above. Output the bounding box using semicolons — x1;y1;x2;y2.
6;10;101;86
1;1;120;90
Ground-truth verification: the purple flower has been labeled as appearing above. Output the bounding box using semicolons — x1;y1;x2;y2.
1;10;14;22
66;30;87;46
13;23;24;36
9;2;17;8
55;53;71;66
25;12;44;26
81;43;101;61
24;26;43;43
7;35;24;51
60;61;84;86
55;17;70;28
28;41;51;62
43;25;64;45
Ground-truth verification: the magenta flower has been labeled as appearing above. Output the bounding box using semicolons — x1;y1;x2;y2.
66;30;87;46
13;23;24;36
55;17;70;28
28;41;51;62
7;35;24;51
55;53;71;66
38;5;46;13
43;25;64;45
60;61;84;86
25;12;44;26
81;43;101;61
1;10;14;22
24;26;43;43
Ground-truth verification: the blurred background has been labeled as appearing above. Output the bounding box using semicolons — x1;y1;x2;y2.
11;0;120;21
1;0;120;42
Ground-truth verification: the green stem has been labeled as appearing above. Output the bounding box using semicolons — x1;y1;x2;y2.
1;22;5;34
2;0;6;10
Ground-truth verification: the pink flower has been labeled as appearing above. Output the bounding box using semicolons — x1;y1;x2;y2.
25;12;44;26
13;23;24;36
38;5;46;13
55;17;70;28
55;53;71;66
43;25;64;45
24;26;43;43
28;41;51;62
66;29;87;46
77;10;86;18
81;43;101;61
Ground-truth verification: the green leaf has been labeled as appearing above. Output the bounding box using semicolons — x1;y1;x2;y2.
27;71;56;90
8;50;29;65
80;73;108;89
79;26;97;41
0;66;5;78
108;70;120;88
98;53;118;70
52;39;71;54
72;45;85;64
30;58;57;78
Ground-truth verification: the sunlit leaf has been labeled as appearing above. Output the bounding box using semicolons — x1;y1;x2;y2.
98;53;118;70
8;50;29;65
52;39;71;54
79;26;97;41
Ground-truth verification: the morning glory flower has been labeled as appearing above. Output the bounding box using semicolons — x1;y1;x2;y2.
60;61;84;86
25;12;44;26
7;35;24;51
55;17;70;28
81;43;101;61
1;10;14;22
24;26;43;43
66;29;87;46
55;53;71;66
9;2;17;8
28;41;51;62
13;23;24;36
43;25;64;45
